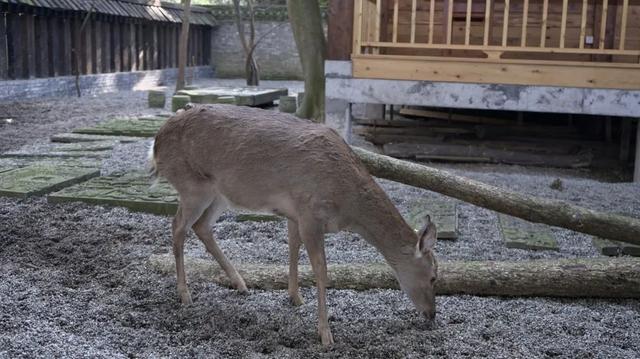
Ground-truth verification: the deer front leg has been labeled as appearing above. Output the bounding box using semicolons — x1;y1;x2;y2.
193;202;248;294
287;220;304;306
299;222;334;346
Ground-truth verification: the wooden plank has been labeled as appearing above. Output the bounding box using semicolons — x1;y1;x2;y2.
520;0;529;47
62;18;73;76
94;21;102;73
375;0;381;44
104;20;112;73
540;0;548;47
113;21;121;72
84;19;93;74
0;13;8;79
446;0;453;44
49;17;61;77
559;0;568;48
579;0;587;49
465;0;472;45
122;22;130;71
10;14;26;79
428;0;435;44
619;0;628;50
599;0;608;49
392;0;398;43
152;23;159;69
25;14;36;78
483;0;491;45
129;22;136;71
36;15;50;78
353;0;363;55
502;0;510;47
398;108;513;125
352;55;640;90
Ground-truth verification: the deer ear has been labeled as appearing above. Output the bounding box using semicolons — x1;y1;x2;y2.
415;215;437;257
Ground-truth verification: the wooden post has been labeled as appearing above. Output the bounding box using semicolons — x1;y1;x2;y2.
634;120;640;182
137;24;144;70
122;22;130;71
25;14;36;78
35;15;49;77
620;118;632;162
152;23;159;69
11;14;25;78
0;13;8;79
84;19;93;74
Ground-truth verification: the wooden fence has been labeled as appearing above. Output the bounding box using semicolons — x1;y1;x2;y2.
0;6;212;80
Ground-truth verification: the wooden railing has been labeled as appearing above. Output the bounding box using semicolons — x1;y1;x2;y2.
353;0;640;64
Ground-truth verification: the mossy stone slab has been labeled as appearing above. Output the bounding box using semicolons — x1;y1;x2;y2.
499;214;559;251
72;117;167;138
0;151;111;159
179;87;288;107
278;96;297;113
172;95;191;112
148;90;166;108
48;172;178;216
0;164;100;198
593;238;640;257
406;198;458;239
0;157;102;170
51;133;142;144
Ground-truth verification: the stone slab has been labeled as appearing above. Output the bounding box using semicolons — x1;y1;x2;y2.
593;238;640;257
172;95;191;112
279;96;297;113
405;198;458;240
72;117;167;138
51;133;142;143
0;164;100;198
0;151;111;159
178;87;288;106
48;172;178;215
499;214;559;251
0;157;102;170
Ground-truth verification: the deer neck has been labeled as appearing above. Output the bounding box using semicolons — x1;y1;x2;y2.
349;190;417;268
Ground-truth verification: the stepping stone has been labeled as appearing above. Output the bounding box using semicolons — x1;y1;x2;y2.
51;133;141;143
148;88;167;108
48;172;178;216
1;141;116;159
0;164;100;198
279;96;297;113
499;214;559;251
172;95;191;112
593;238;640;257
0;157;102;170
406;198;458;240
73;117;168;137
0;151;110;159
178;87;288;107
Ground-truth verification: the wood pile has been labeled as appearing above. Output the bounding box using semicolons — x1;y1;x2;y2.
354;107;617;168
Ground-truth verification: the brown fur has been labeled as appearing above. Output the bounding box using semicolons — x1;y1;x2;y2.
152;105;438;345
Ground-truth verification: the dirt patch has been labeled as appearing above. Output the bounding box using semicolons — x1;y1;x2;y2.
1;82;639;358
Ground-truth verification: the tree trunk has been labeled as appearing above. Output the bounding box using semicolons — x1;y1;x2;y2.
351;147;640;246
175;0;191;93
149;254;640;298
233;0;260;86
287;0;326;122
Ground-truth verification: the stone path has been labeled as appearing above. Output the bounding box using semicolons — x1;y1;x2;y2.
176;87;288;106
406;198;459;240
0;163;100;198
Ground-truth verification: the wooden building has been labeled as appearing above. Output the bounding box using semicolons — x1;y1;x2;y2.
0;0;216;80
325;0;640;180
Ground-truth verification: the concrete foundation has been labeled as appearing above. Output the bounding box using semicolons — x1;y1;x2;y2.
0;66;214;102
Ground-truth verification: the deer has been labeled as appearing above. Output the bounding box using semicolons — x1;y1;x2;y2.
149;104;439;346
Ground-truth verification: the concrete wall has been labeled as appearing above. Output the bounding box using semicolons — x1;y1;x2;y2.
211;22;303;80
0;67;214;102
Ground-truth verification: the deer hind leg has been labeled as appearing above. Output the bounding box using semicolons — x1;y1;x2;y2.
172;192;212;305
299;221;334;346
192;199;248;294
287;219;304;306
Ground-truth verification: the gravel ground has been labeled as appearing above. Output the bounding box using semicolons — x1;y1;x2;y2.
1;80;639;358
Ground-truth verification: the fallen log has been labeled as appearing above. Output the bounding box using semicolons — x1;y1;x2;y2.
351;147;640;246
148;254;640;298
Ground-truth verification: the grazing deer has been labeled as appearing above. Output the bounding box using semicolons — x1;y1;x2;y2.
149;105;438;346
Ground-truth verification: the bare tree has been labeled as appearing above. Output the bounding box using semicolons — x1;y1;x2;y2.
232;0;260;85
176;0;192;93
73;1;97;97
286;0;326;122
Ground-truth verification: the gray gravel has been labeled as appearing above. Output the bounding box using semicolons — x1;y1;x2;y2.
1;82;639;358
